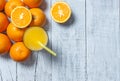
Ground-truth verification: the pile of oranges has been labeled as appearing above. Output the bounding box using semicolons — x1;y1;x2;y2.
0;0;71;62
0;0;46;62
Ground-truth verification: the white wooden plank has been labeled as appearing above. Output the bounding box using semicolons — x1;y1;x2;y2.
0;55;16;81
17;0;53;81
51;0;86;81
17;52;37;81
35;0;52;81
86;0;120;81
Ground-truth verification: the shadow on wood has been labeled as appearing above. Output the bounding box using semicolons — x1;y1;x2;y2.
51;43;62;64
40;41;55;59
0;53;11;60
58;13;75;27
39;0;50;31
44;18;50;31
40;0;47;11
20;52;36;67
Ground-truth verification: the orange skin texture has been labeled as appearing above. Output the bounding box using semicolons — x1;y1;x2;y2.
0;0;6;11
23;0;43;8
30;8;46;27
0;12;9;32
5;0;24;17
9;0;22;1
7;23;26;42
0;33;12;54
10;42;31;62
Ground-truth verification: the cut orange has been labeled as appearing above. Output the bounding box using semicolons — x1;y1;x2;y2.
50;2;71;23
11;6;32;28
5;0;25;17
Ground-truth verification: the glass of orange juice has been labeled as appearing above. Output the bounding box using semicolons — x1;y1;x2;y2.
23;27;56;56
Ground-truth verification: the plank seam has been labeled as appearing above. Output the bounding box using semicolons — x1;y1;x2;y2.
34;54;38;81
119;0;120;31
51;0;53;81
0;69;3;81
16;63;18;81
8;65;14;81
85;0;88;81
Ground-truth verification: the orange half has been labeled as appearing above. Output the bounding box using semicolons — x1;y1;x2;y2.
50;2;71;23
11;6;32;28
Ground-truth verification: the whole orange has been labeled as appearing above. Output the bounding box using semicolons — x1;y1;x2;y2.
0;0;6;11
0;33;11;54
10;42;31;62
30;8;46;27
7;23;26;42
23;0;43;8
5;0;24;17
0;12;9;32
9;0;22;1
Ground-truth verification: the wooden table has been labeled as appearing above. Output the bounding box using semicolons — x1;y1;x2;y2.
0;0;119;81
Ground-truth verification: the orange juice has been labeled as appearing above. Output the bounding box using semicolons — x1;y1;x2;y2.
23;27;48;51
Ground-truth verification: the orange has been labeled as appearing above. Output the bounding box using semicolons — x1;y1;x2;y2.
50;2;71;23
30;8;46;27
0;33;11;54
23;0;43;8
11;6;32;28
0;12;9;32
10;42;31;62
9;0;22;1
0;0;6;11
7;23;26;42
5;0;24;17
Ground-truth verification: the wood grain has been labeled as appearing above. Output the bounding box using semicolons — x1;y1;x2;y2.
86;0;120;81
0;55;16;81
0;0;119;81
51;0;86;81
35;0;52;81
